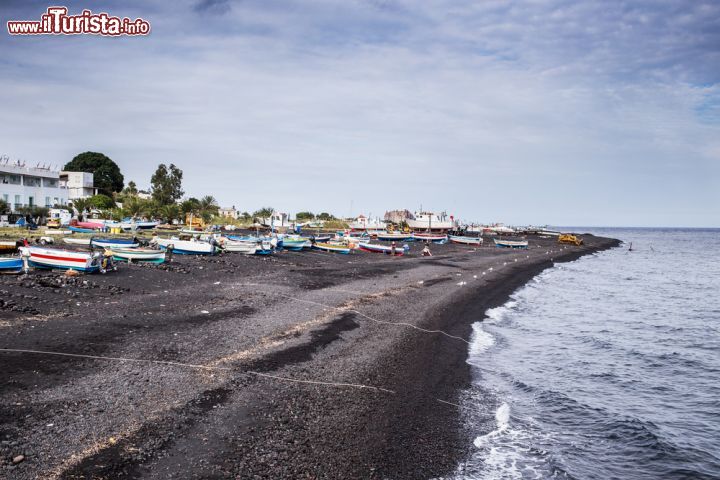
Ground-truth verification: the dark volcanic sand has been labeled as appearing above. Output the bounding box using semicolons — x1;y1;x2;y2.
0;234;619;479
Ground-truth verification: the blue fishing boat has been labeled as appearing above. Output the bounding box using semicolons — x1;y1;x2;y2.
68;226;96;234
0;257;24;273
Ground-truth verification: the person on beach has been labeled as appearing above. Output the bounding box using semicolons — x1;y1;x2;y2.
391;241;397;256
422;244;432;256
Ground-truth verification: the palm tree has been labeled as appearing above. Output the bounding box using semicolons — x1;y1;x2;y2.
123;197;148;219
71;198;91;221
159;204;180;224
0;199;9;214
198;195;219;223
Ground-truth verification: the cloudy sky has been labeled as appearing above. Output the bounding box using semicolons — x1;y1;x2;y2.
1;0;719;226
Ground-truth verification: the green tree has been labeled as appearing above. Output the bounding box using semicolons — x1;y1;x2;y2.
123;197;150;219
158;203;180;223
0;199;9;214
317;212;335;221
124;181;138;195
89;194;115;210
296;211;315;221
71;198;92;221
180;198;201;217
64;152;124;196
150;164;184;205
252;207;274;219
198;195;219;223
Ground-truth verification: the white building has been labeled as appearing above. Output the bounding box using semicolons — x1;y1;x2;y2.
219;206;240;219
59;171;97;200
1;161;69;212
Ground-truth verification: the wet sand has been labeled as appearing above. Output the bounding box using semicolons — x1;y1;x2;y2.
0;233;619;479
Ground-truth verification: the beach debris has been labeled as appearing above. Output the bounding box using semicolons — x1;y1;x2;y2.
108;437;117;445
457;281;467;286
65;269;80;277
213;281;221;285
201;310;210;314
12;455;25;464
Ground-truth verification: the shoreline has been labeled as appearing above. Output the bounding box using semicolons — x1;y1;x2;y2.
0;234;620;478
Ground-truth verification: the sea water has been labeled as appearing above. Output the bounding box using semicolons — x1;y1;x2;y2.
455;228;720;480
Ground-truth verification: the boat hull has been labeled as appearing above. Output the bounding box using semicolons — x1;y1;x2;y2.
154;238;216;255
313;243;351;254
376;233;414;241
358;243;406;256
412;233;448;243
493;239;529;249
68;226;96;234
22;246;101;272
111;247;165;263
449;235;483;245
0;257;24;273
92;238;140;249
63;238;92;246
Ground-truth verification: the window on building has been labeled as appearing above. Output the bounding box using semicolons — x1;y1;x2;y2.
43;178;59;188
45;196;51;207
28;196;34;207
1;174;21;185
14;194;21;210
24;176;41;187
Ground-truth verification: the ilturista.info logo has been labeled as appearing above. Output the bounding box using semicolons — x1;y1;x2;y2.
7;6;150;36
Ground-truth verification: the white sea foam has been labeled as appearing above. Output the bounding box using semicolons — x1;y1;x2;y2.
485;300;517;324
469;323;495;355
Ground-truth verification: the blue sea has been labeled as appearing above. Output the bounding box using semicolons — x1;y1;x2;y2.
455;228;720;479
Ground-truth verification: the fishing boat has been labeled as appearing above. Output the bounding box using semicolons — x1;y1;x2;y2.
449;235;483;246
68;226;97;234
20;246;104;272
312;234;332;242
0;257;24;273
376;232;414;241
407;211;454;231
76;221;105;230
0;241;18;253
92;238;140;249
63;237;92;246
313;242;351;254
494;238;529;249
153;237;216;255
110;247;165;263
120;219;160;231
358;242;408;256
43;229;73;235
221;238;274;255
281;237;311;251
412;233;448;243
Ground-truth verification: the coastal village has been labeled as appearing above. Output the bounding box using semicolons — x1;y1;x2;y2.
1;153;579;275
0;153;601;478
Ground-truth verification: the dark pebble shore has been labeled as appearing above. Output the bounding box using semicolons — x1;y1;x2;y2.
0;233;620;479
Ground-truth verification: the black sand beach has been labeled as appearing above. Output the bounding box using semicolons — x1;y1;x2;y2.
0;234;619;479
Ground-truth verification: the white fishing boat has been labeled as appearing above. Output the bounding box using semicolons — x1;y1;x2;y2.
348;215;386;232
412;232;448;243
43;229;73;235
110;247;165;263
20;246;104;272
153;237;216;255
358;242;409;255
449;235;483;245
406;211;454;231
494;238;529;249
91;238;140;249
63;237;92;246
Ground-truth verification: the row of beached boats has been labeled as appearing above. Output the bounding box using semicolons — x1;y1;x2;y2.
0;230;529;274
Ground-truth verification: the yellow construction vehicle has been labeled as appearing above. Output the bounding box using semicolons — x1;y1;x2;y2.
558;234;583;246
